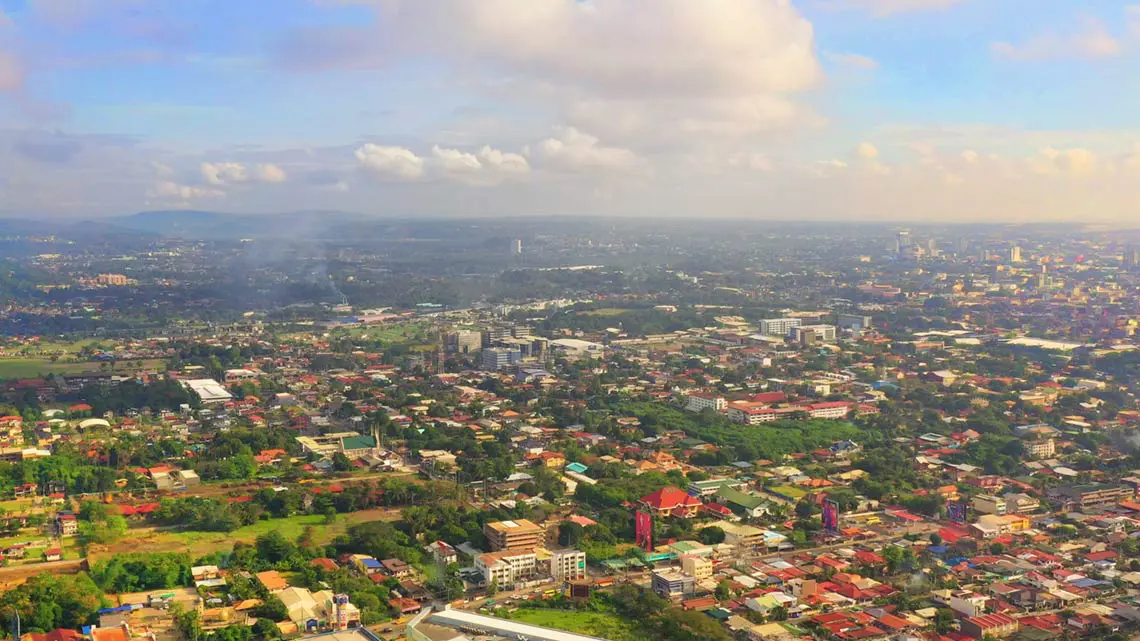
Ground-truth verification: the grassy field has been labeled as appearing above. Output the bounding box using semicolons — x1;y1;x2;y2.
0;357;166;380
90;508;400;562
580;308;632;317
503;609;651;641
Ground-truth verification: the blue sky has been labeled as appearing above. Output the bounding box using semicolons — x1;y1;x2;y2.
1;0;1139;221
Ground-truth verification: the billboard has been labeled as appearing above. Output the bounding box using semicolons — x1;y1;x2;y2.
822;499;840;534
635;511;653;551
946;500;967;524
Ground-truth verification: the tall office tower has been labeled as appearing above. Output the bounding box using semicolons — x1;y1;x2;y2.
926;238;939;257
512;239;523;255
1124;246;1140;269
895;231;911;256
1010;245;1022;263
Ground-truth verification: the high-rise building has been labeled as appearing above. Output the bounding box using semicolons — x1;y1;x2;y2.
895;230;911;256
482;347;521;371
926;238;939;257
1009;245;1022;263
446;330;483;354
512;239;523;255
837;314;872;331
1124;246;1140;269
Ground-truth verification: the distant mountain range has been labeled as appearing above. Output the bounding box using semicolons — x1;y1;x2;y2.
0;210;368;241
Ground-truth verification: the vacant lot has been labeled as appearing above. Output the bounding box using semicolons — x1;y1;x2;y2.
580;308;632;317
503;609;651;641
90;508;401;562
0;357;166;380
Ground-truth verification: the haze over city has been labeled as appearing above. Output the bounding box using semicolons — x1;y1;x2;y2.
1;0;1139;221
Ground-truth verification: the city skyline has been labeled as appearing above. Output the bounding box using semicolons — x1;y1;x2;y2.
1;0;1139;221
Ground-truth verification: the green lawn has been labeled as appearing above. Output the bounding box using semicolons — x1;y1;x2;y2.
0;358;166;380
502;609;651;641
580;308;632;317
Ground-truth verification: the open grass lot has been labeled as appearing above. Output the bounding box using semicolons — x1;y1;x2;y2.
89;508;401;562
579;308;632;317
503;609;651;641
0;357;166;380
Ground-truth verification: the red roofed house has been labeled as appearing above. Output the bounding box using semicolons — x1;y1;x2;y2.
639;486;702;518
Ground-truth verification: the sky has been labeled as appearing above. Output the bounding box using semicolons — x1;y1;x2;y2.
1;0;1139;222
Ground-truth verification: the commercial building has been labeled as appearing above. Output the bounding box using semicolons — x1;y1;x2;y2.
685;393;726;413
681;556;713;582
475;549;538;587
651;569;695;599
446;330;483;354
484;519;545;552
1048;484;1133;510
972;495;1006;516
837;314;873;331
181;378;233;404
758;318;802;336
715;521;766;548
416;607;611;641
791;324;837;344
550;549;587;582
482;347;522;371
949;591;988;618
639;486;702;519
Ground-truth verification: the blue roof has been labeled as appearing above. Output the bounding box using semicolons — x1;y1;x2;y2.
566;462;589;474
360;558;383;568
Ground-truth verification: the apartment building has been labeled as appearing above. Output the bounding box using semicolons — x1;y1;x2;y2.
484;519;545;552
1024;438;1056;458
685;392;726;413
758;318;802;336
1048;484;1133;510
681;556;713;582
550;549;587;582
476;549;538;587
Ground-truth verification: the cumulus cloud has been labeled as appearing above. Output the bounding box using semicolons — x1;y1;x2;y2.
283;0;821;149
477;146;530;175
429;145;531;185
1030;147;1098;176
529;128;640;172
992;18;1122;61
254;163;288;183
354;144;425;180
201;161;288;185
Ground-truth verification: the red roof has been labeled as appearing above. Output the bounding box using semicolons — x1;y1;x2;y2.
639;486;701;511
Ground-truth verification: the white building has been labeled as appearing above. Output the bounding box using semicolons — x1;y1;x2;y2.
759;318;802;337
949;591;988;619
550;549;587;582
476;549;538;587
792;324;837;343
685;393;726;413
1025;438;1055;458
181;379;233;404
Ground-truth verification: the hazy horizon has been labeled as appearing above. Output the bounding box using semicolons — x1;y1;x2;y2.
2;0;1139;222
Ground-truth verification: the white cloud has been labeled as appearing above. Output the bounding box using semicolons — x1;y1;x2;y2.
288;0;821;150
529;127;640;172
992;18;1122;61
0;51;23;92
255;163;288;183
826;52;879;69
857;142;880;160
1030;147;1098;176
202;161;287;185
429;144;532;185
150;180;223;201
354;144;425;180
477;146;530;175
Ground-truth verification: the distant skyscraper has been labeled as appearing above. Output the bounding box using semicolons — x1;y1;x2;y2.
512;239;523;255
1009;245;1022;263
1124;245;1140;269
926;238;938;257
895;231;911;256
